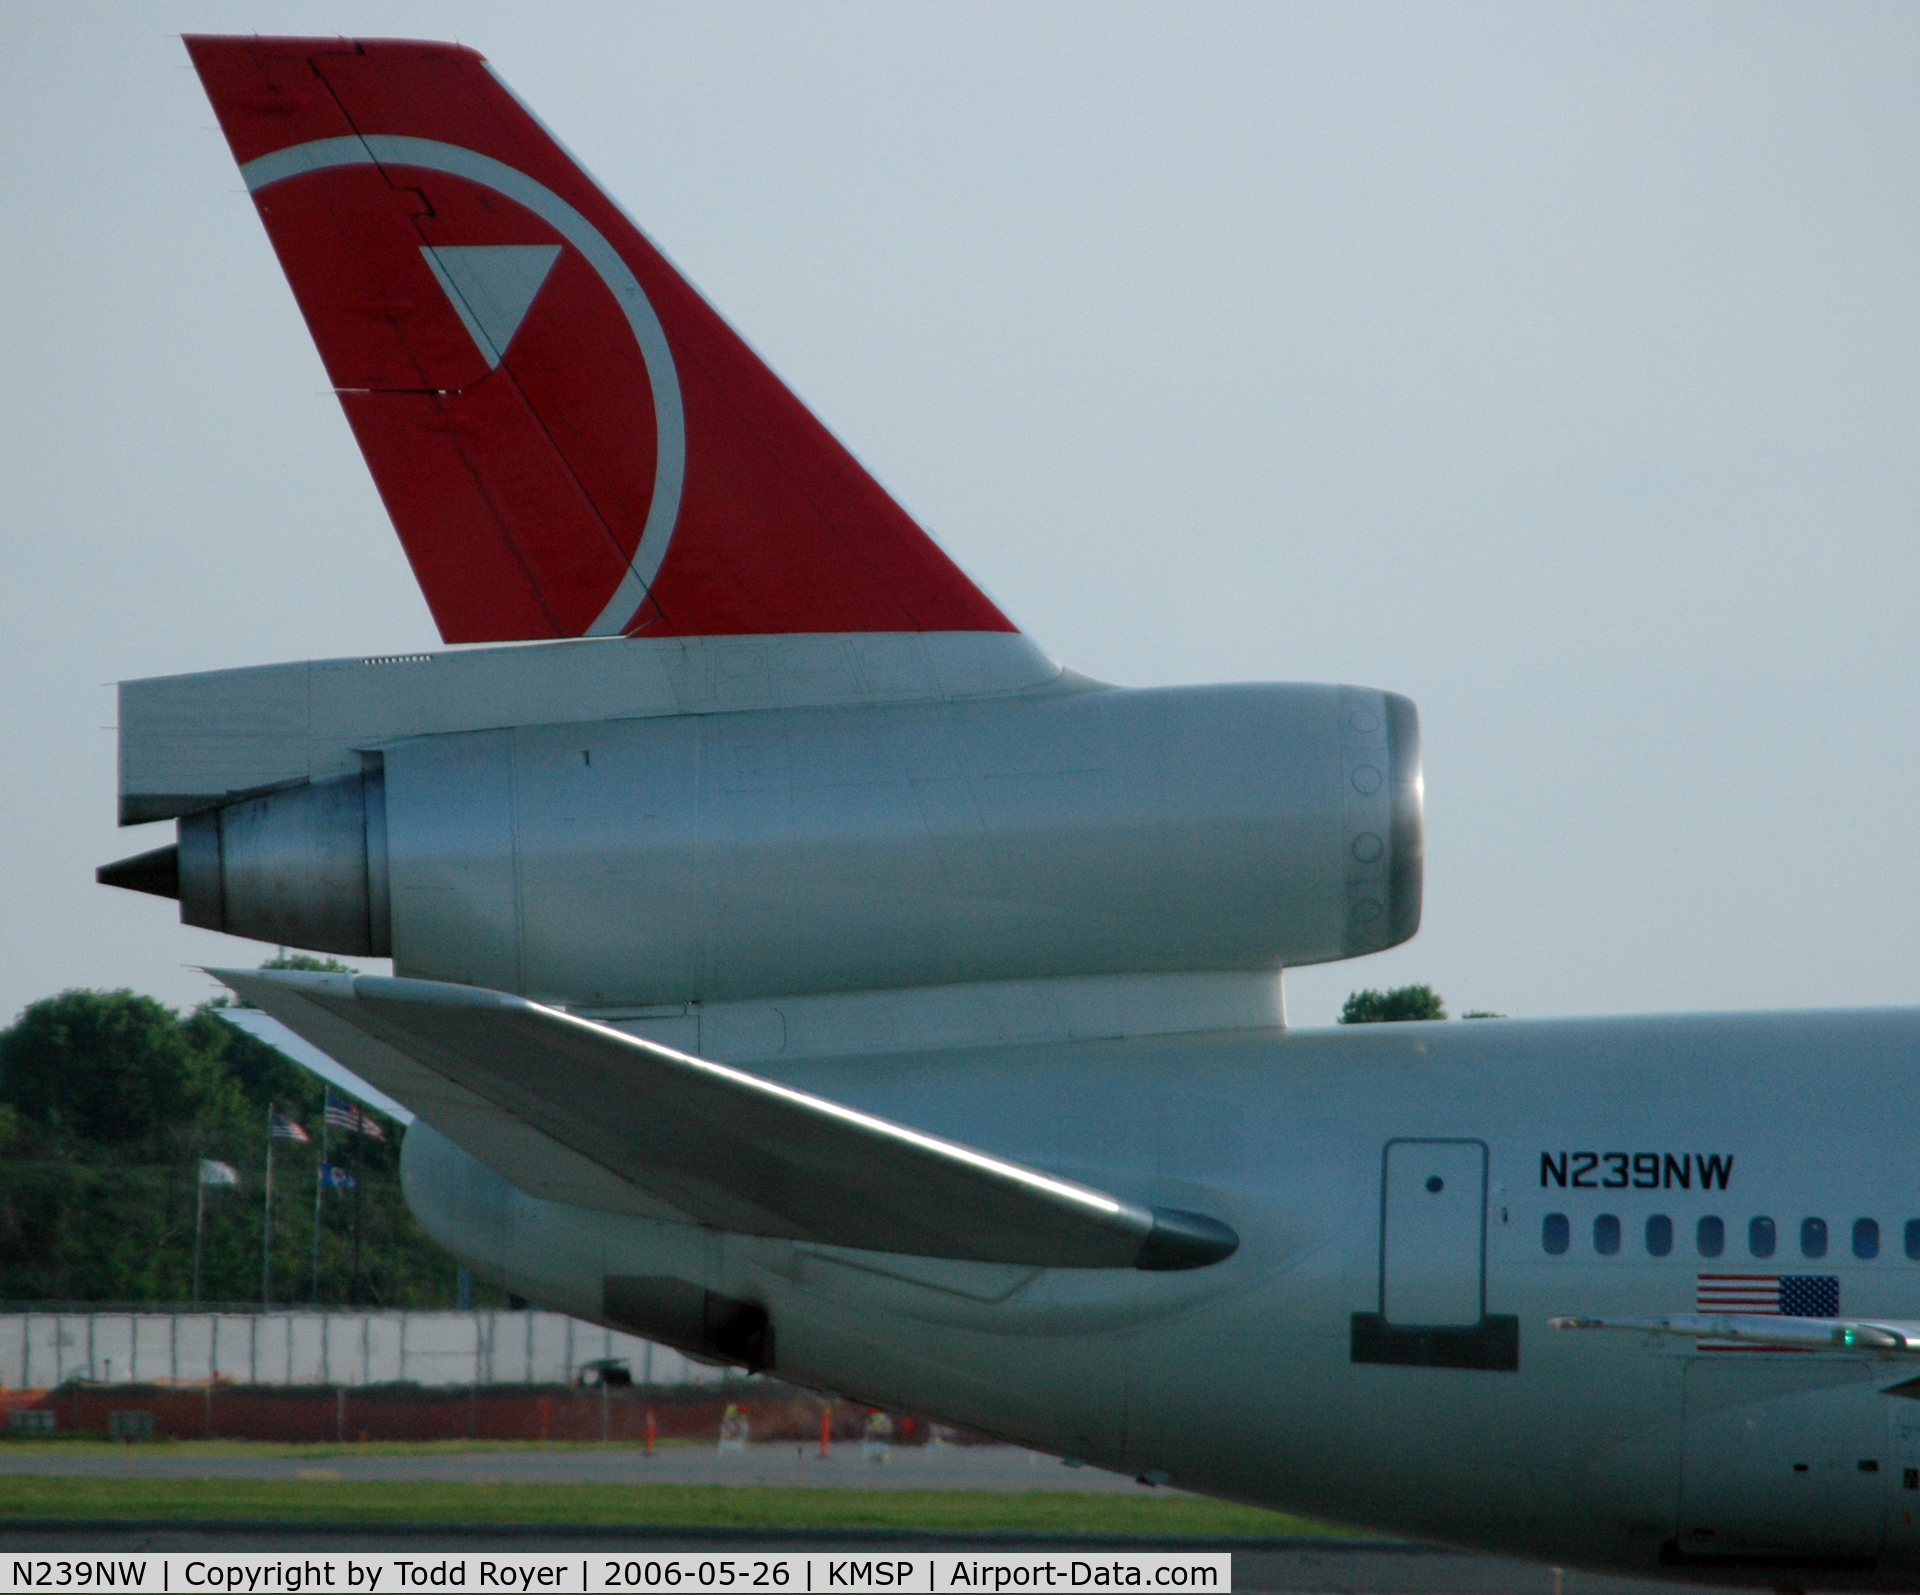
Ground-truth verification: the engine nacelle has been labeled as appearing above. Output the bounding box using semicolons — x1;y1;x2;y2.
176;768;389;957
108;681;1420;1004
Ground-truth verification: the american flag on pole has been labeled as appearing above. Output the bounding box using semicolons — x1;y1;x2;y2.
1697;1274;1840;1348
269;1111;309;1143
324;1088;386;1142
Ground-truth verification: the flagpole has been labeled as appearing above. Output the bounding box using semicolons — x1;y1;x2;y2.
312;1107;329;1304
192;1171;206;1310
350;1111;364;1305
262;1101;275;1310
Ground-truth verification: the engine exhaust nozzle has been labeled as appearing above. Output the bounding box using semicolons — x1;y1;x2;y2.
167;768;390;956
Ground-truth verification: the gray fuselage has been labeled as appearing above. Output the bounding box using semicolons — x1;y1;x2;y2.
402;1005;1920;1587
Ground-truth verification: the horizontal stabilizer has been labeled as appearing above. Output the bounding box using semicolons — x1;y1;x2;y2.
216;1007;416;1126
1550;1313;1920;1354
212;969;1238;1272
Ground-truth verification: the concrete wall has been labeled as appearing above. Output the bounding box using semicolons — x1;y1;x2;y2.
0;1309;718;1390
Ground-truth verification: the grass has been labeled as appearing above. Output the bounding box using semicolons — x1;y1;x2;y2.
0;1438;712;1459
0;1477;1344;1538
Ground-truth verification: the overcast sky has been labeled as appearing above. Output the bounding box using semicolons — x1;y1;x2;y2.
2;2;1915;1030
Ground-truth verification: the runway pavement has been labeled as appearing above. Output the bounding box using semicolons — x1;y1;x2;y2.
0;1441;1157;1489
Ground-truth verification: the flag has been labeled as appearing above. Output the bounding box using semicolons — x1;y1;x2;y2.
269;1111;309;1143
318;1163;356;1191
199;1159;239;1187
324;1088;386;1142
1698;1274;1840;1316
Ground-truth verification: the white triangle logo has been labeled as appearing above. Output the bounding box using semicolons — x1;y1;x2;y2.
421;244;563;368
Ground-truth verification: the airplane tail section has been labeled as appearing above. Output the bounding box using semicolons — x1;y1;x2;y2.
184;36;1016;644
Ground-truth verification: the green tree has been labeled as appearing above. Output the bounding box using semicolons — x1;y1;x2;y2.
0;989;245;1158
0;982;488;1308
1339;984;1447;1024
182;1003;320;1120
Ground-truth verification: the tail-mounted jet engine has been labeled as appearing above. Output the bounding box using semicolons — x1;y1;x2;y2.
100;768;388;957
101;676;1421;1008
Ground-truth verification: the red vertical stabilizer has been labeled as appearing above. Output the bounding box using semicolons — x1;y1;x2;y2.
185;36;1016;644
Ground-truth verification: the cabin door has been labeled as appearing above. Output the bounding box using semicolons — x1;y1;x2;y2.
1380;1138;1486;1327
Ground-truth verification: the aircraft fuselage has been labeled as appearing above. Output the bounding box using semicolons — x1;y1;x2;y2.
402;1006;1920;1586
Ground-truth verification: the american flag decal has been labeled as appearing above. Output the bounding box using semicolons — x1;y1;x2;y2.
1697;1274;1840;1317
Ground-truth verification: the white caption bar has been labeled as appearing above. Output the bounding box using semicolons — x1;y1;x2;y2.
5;1551;1233;1593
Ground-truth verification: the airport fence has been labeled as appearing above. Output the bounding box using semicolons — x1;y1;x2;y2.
0;1306;949;1445
0;1380;855;1445
0;1305;713;1392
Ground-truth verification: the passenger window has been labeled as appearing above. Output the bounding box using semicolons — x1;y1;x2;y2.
1697;1215;1725;1257
1645;1215;1673;1257
1748;1216;1776;1258
1594;1214;1621;1255
1543;1213;1570;1255
1801;1217;1828;1259
1855;1218;1880;1260
1907;1219;1920;1261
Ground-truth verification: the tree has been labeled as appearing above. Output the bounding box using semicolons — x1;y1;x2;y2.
0;989;244;1157
1340;985;1447;1024
0;981;487;1308
260;954;359;974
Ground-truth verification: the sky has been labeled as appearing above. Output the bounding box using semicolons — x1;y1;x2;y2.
2;3;1916;1031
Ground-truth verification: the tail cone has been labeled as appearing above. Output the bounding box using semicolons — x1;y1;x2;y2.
97;844;180;901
